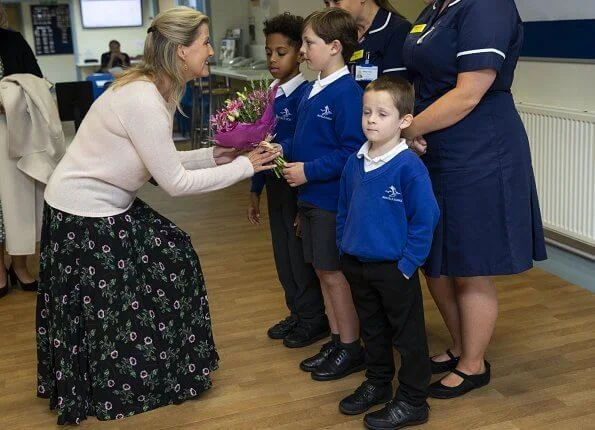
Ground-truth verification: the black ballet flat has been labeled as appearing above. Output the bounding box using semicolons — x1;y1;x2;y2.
8;265;38;292
0;267;10;299
430;348;460;374
429;361;491;399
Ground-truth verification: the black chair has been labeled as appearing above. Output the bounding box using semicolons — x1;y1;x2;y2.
55;81;94;131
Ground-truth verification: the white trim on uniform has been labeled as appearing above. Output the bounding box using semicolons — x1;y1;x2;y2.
383;67;407;73
369;12;392;34
448;0;463;7
456;48;506;59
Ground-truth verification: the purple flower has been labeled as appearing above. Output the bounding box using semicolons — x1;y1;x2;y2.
38;385;45;394
89;266;96;276
144;337;152;345
157;289;165;297
88;240;95;249
149;310;155;318
190;388;197;396
98;280;107;289
155;237;162;246
40;309;48;318
159;262;165;271
58;396;63;406
188;334;195;343
174;384;181;392
159;351;167;359
107;217;115;225
105;401;112;410
188;364;196;373
130;332;137;341
202;368;210;376
168;241;176;248
140;370;148;379
119;230;127;239
74;316;80;324
53;339;61;348
107;380;115;387
158;322;165;331
145;284;152;293
125;215;132;222
131;301;139;310
141;255;149;263
98;310;105;319
110;350;118;359
72;345;78;354
118;260;125;269
129;357;137;366
173;301;180;310
122;383;130;391
138;395;145;402
62;295;68;304
56;371;62;380
38;327;46;335
56;212;63;221
102;245;111;253
169;273;177;281
45;293;50;303
116;414;124;420
67;232;75;240
64;265;72;274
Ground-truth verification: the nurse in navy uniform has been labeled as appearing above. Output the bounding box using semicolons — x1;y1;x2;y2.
402;0;547;399
325;0;411;88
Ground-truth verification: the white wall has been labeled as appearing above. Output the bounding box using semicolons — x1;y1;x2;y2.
209;0;250;58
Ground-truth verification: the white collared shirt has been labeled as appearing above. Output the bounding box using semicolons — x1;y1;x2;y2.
308;65;350;99
357;138;409;172
270;73;307;98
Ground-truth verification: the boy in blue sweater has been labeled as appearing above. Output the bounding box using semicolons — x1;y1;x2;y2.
283;8;366;380
336;76;439;429
247;13;326;343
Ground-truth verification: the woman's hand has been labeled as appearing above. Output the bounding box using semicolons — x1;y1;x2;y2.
294;214;302;237
283;162;307;187
213;146;240;165
245;146;280;173
408;136;428;156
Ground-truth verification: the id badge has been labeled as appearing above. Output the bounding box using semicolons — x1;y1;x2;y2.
355;64;378;82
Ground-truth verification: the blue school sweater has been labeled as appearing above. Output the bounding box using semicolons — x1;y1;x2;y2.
251;79;310;194
289;75;365;212
336;149;440;278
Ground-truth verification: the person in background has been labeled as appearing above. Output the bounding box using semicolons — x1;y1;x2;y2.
337;75;439;429
247;13;326;344
0;3;44;299
402;0;547;399
36;7;279;424
325;0;411;88
100;40;131;72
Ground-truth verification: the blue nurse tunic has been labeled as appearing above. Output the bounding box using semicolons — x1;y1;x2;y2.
348;7;411;88
402;0;547;277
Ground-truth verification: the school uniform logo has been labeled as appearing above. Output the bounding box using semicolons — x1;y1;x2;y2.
277;108;293;122
317;105;333;121
382;185;402;202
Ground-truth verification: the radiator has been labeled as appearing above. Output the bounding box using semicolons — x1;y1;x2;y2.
517;103;595;257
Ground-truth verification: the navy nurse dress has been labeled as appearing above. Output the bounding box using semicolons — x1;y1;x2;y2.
402;0;547;277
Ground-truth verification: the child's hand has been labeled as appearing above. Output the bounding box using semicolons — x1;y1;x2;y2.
283;162;307;187
247;192;261;225
213;146;240;165
294;214;302;237
260;141;283;157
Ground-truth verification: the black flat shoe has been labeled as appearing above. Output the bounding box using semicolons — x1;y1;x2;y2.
428;361;491;399
430;348;460;374
283;320;329;348
300;340;339;372
311;346;365;381
364;399;429;430
8;265;38;292
339;380;393;415
0;266;11;299
267;315;298;340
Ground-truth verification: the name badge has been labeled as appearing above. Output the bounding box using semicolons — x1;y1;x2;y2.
410;24;426;34
350;49;364;62
355;64;378;82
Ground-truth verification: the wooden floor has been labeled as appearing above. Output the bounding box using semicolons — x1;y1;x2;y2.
1;180;595;429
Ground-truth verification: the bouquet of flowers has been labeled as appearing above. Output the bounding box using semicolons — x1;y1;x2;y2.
210;81;286;176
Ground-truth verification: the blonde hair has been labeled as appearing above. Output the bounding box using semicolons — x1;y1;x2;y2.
111;6;209;110
0;4;8;29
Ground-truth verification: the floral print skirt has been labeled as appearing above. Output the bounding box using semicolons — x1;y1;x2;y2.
36;200;219;425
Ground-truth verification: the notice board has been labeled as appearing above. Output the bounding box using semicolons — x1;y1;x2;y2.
31;4;74;56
